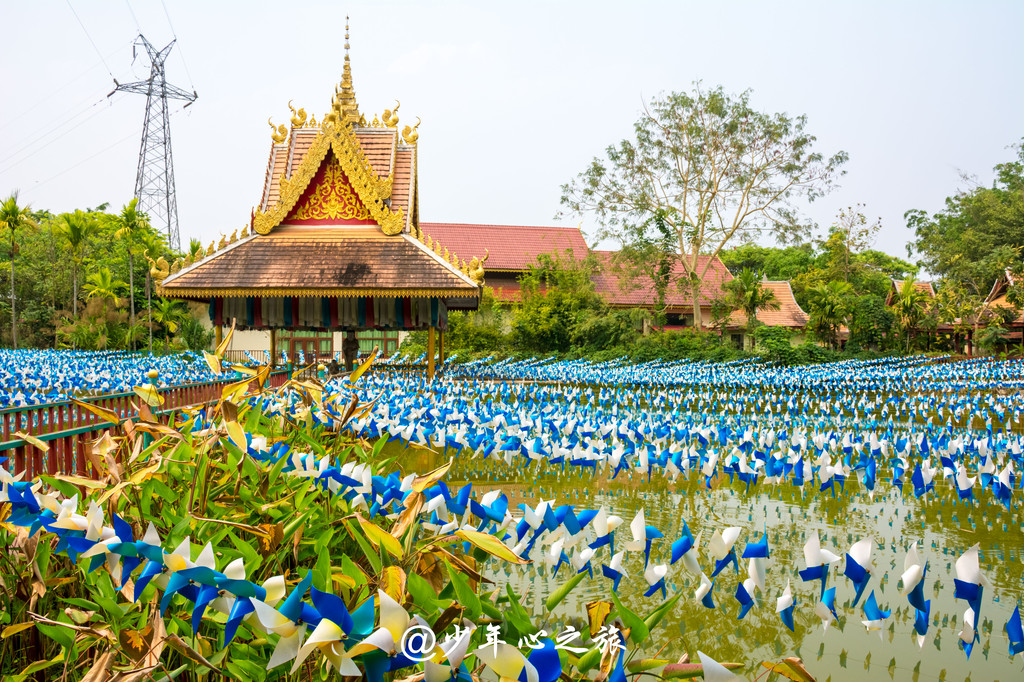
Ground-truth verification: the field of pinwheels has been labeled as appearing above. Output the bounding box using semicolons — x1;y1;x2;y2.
1;350;1023;680
0;349;231;408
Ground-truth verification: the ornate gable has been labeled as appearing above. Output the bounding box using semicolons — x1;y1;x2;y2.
254;125;403;235
283;151;375;225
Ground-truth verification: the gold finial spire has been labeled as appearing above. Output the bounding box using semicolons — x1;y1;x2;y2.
329;15;361;127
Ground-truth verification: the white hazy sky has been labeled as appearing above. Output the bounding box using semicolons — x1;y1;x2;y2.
1;0;1021;260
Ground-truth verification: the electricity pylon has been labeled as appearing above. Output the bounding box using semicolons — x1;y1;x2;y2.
112;35;197;252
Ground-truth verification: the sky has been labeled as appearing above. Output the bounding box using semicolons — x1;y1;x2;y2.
1;0;1021;261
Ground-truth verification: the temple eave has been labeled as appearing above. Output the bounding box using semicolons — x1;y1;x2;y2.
156;286;479;299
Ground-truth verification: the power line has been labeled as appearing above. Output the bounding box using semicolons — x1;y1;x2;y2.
0;39;133;136
19;105;189;199
65;0;114;78
124;0;142;33
0;93;127;175
160;0;195;91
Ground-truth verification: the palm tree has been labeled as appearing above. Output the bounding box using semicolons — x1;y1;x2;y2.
111;199;149;350
893;278;928;353
151;297;185;350
725;268;780;350
138;230;167;353
807;280;853;350
56;209;99;318
84;267;126;304
0;192;37;348
188;238;204;262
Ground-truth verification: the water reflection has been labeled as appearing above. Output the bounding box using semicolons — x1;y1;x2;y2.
397;443;1024;680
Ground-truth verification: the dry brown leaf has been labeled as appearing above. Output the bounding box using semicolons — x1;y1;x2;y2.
165;633;219;670
80;648;116;682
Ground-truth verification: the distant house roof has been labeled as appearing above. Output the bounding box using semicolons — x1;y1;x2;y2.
986;269;1024;325
886;279;936;306
730;281;809;328
592;251;734;308
421;223;589;271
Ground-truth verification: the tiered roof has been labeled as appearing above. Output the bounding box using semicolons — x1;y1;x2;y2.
157;23;481;304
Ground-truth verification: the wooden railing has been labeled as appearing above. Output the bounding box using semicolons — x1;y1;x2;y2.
0;370;290;480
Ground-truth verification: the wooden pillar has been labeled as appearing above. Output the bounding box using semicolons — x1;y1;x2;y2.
427;326;436;379
438;328;445;372
215;324;223;351
270;328;277;367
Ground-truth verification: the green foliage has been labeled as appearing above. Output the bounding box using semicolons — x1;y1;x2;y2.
806;281;853;350
512;251;608;353
561;82;846;325
0;376;698;680
907;138;1024;295
0;198;207;350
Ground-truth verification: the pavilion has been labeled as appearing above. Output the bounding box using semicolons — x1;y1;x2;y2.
155;27;482;377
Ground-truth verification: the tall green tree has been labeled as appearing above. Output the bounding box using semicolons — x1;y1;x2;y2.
806;281;853;350
906;139;1024;295
110;198;149;350
84;267;126;304
0;192;38;348
725;267;780;350
139;230;168;353
892;277;929;353
56;210;100;318
560;82;847;327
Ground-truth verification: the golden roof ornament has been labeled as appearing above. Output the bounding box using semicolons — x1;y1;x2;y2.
229;229;238;244
425;235;433;250
170;258;182;274
183;253;193;267
288;100;308;127
327;16;361;128
206;242;215;256
147;255;170;284
307;113;317;127
268;118;288;144
401;117;420;145
382;100;400;128
218;234;228;250
468;250;489;285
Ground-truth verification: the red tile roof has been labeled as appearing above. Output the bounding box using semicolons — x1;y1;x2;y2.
730;281;809;328
421;223;590;271
592;250;734;307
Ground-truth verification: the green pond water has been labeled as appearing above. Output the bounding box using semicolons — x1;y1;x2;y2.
399;446;1024;681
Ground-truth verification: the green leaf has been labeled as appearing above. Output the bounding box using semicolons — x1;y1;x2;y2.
545;571;586;612
315;550;331;593
627;658;670;673
576;647;602;674
455;528;528;564
611;590;649;645
346;520;382;573
504;585;537;637
446;561;481;620
19;655;64;676
341;554;368;587
35;623;74;650
643;591;682;632
406;573;440;615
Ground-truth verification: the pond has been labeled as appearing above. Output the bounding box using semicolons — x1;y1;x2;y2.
386;356;1024;681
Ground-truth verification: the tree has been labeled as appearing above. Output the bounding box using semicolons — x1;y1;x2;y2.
139;230;168;353
892;277;928;353
819;204;881;285
84;267;126;304
608;210;676;327
906;138;1024;295
560;82;847;327
151;297;186;350
512;251;606;354
724;267;780;350
0;192;38;348
111;198;149;350
56;210;99;319
806;281;853;350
